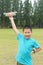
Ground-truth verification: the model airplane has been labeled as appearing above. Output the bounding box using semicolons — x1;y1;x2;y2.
3;11;17;16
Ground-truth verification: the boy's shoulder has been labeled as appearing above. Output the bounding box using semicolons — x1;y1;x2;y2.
17;33;23;40
31;38;39;45
30;38;36;42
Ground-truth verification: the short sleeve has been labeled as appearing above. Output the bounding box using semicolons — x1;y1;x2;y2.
33;41;40;49
17;33;23;40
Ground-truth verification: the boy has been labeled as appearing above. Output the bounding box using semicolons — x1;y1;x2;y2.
5;12;41;65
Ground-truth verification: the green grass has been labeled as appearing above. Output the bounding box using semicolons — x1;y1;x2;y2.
0;29;43;65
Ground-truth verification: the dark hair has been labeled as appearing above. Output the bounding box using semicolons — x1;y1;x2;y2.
23;25;32;32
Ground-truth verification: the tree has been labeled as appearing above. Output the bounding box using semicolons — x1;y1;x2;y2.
0;0;20;28
23;0;32;26
37;0;43;28
33;0;43;28
33;0;38;27
18;0;23;27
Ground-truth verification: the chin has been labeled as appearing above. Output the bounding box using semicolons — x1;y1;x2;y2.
25;37;30;39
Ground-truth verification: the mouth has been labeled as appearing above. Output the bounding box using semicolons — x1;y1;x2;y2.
25;36;30;39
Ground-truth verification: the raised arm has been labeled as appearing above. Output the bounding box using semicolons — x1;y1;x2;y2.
9;17;19;35
6;12;19;35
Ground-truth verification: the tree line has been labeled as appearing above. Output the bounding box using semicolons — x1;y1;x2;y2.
0;0;43;28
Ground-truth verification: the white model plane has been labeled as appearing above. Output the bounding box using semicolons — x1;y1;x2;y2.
3;11;17;16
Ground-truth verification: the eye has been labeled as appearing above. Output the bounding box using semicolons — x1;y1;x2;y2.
25;32;30;34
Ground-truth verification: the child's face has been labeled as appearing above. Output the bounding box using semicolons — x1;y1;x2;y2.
23;28;32;39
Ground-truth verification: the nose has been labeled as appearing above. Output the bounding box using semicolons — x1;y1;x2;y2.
26;33;29;36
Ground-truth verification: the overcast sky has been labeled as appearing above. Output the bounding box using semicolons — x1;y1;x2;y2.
22;0;34;5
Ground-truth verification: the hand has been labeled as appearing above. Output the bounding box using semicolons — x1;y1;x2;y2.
32;49;35;54
4;12;16;20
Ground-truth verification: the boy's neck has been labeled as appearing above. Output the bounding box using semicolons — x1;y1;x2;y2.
24;37;31;40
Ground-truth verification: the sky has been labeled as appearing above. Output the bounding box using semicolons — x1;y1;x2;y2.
22;0;34;6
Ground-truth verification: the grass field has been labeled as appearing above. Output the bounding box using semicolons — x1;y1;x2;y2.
0;29;43;65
